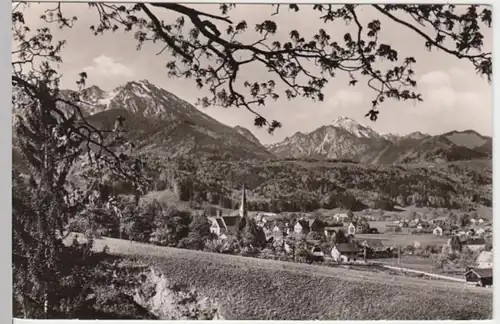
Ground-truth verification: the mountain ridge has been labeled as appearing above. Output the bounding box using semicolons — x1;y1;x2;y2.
16;79;491;165
267;116;491;164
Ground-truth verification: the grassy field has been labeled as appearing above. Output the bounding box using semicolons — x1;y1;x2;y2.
355;232;449;247
371;255;459;275
66;234;492;320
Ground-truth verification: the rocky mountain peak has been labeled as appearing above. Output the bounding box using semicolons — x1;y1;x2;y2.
331;116;379;138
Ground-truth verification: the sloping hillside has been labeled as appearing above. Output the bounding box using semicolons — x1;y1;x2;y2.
74;235;493;320
84;109;273;160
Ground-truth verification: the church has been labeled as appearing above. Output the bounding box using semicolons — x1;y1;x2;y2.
209;184;248;237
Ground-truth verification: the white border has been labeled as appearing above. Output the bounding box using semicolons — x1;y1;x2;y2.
8;0;497;323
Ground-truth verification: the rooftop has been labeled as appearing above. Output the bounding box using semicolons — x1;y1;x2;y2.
466;268;493;278
335;243;362;253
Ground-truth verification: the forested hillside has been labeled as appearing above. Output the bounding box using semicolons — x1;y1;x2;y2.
134;157;492;213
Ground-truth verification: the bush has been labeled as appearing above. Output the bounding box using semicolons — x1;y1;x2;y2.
306;231;324;241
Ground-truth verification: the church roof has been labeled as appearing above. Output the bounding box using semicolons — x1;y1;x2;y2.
223;216;240;227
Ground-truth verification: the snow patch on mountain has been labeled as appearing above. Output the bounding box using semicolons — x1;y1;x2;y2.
331;116;380;138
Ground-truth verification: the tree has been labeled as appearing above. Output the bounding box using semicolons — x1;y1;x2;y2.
121;199;156;242
150;206;192;246
347;210;355;222
178;213;215;250
334;229;349;244
189;213;213;239
12;3;153;316
17;3;491;135
238;217;267;249
459;212;470;227
450;235;463;253
307;231;324;242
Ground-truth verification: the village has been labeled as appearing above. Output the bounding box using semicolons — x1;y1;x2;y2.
208;185;493;288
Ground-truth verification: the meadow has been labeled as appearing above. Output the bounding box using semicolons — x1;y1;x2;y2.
67;234;493;320
355;232;449;247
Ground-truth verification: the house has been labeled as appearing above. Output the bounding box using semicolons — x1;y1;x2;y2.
311;246;325;258
331;243;362;262
294;219;310;235
357;238;385;251
470;218;477;225
464;238;486;252
464;268;493;287
257;212;277;224
263;227;273;240
476;251;493;269
272;223;287;239
209;217;227;236
356;238;385;258
258;212;277;218
347;222;356;235
432;226;443;236
476;228;486;237
478;218;485;225
333;213;350;223
324;227;338;238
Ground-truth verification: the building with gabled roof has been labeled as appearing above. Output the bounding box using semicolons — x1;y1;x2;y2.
294;219;310;235
432;226;443;236
209;183;248;237
464;268;493;287
209;217;227;236
356;238;385;251
331;243;362;262
476;251;493;269
464;237;486;252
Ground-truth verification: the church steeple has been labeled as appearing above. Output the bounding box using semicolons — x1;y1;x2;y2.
239;183;247;218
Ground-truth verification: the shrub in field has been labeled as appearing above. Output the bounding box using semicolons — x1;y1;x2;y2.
204;236;240;254
150;207;192;247
403;244;416;255
307;231;324;242
177;233;206;251
121;201;155;243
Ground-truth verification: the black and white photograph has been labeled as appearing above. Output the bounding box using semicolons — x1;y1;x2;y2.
11;1;493;320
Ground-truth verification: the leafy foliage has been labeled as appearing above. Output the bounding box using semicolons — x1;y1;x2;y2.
20;3;492;133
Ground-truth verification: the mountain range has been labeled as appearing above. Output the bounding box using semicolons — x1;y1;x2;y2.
56;80;273;160
14;80;492;165
266;117;492;164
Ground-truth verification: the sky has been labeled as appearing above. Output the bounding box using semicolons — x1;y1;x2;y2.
15;2;493;145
